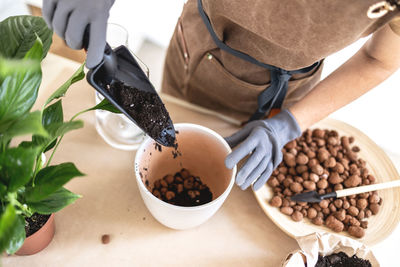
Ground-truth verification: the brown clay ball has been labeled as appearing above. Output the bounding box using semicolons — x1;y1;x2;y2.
291;211;304;222
267;128;381;239
281;206;294;216
348;226;365;238
270;196;283;207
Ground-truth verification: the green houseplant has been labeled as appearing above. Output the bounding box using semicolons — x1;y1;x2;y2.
0;15;89;255
0;15;120;255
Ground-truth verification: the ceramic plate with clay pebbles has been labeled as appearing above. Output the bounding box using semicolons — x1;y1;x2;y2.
253;118;400;245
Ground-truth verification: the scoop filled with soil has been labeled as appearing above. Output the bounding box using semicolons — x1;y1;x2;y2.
135;123;236;230
87;45;175;147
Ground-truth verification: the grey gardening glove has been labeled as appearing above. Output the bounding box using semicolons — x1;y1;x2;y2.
42;0;115;68
225;109;301;191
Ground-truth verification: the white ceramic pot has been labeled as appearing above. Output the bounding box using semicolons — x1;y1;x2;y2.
135;123;236;230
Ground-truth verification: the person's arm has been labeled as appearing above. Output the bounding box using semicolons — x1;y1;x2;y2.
225;23;400;191
289;23;400;130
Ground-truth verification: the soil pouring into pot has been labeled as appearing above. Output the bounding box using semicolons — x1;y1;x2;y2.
16;213;55;256
110;81;175;146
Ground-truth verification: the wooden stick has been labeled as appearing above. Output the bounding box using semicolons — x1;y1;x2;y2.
160;93;242;126
336;180;400;198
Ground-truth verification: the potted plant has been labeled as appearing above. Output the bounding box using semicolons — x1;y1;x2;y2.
0;15;96;256
0;15;120;256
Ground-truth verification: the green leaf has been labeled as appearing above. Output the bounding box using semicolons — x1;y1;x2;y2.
0;15;52;60
87;98;122;113
46;120;84;139
5;214;25;254
17;140;34;149
30;120;83;156
0;147;38;192
28;187;80;214
31;100;63;151
0;71;42;131
0;183;6;196
0;44;42;132
2;111;48;142
25;163;84;202
0;57;40;77
0;205;17;253
42;100;63;127
32;120;83;149
45;63;85;106
23;36;43;60
43;139;58;153
0;205;25;254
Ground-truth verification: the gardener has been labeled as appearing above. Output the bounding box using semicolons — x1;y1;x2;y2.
43;0;400;191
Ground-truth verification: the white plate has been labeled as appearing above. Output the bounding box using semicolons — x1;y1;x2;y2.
253;118;400;246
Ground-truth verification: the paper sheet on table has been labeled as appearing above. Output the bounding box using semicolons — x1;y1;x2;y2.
282;232;379;267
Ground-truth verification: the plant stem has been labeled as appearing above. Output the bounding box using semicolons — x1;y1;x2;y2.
32;153;44;186
46;137;61;167
1;140;5;153
45;108;89;167
71;108;91;121
6;193;32;217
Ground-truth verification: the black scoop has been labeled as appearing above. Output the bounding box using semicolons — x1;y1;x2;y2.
85;42;176;147
291;191;337;203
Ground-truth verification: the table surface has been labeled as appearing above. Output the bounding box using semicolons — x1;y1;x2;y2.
2;53;400;267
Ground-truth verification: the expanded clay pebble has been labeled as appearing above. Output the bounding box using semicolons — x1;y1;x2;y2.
148;169;212;207
101;234;110;244
267;128;382;238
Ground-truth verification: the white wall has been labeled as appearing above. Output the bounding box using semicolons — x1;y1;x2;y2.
0;0;29;21
109;0;184;51
24;0;184;52
323;37;400;156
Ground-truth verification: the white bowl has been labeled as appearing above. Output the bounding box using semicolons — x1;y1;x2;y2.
135;123;236;230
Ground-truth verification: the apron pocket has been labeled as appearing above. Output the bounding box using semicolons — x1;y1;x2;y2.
186;52;269;114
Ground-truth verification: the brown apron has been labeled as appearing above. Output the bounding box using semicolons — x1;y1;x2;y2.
161;0;400;122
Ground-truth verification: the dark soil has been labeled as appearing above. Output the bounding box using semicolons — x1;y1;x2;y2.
171;142;182;159
25;213;50;237
148;169;213;207
153;131;182;159
315;252;372;267
110;80;175;146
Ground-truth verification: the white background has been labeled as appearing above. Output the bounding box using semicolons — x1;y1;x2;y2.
4;1;400;265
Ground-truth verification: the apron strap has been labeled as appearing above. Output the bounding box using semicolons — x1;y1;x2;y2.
197;0;320;121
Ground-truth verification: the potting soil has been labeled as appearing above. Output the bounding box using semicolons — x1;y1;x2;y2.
110;80;174;146
315;252;371;267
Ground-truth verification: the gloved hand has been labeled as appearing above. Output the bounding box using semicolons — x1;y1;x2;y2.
225;109;301;191
42;0;115;68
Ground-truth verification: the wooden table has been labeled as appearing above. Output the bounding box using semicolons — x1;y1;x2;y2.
2;53;400;266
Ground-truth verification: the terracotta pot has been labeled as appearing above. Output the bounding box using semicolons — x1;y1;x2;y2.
15;214;55;256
